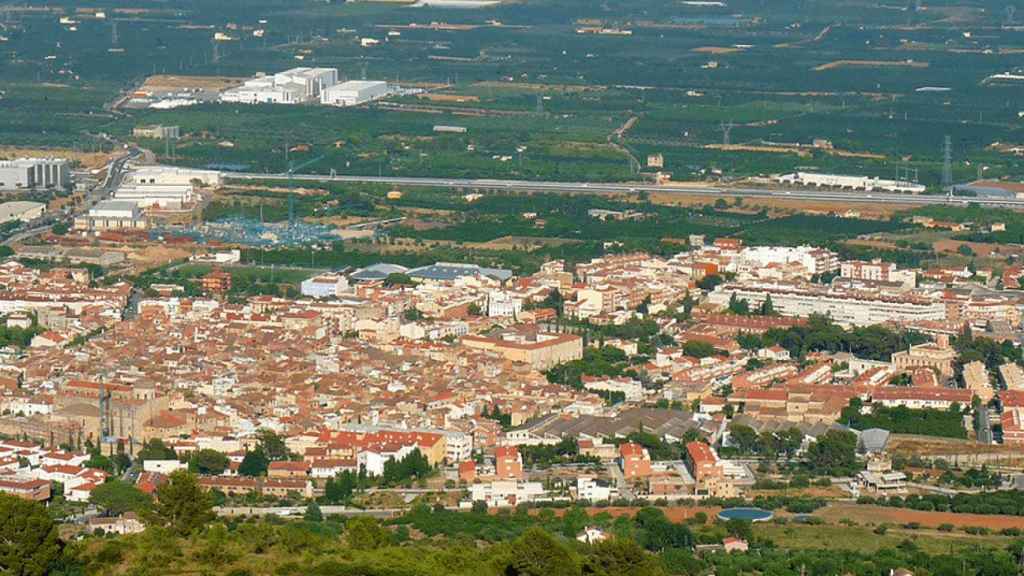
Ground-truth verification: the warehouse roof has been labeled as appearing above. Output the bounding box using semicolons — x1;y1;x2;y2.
407;262;512;282
92;200;139;211
0;201;44;222
349;263;409;282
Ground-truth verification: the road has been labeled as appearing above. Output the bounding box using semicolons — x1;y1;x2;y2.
214;505;454;518
227;171;1024;208
977;407;994;445
606;461;633;500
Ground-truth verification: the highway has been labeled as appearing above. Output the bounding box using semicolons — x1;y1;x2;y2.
227;171;1024;208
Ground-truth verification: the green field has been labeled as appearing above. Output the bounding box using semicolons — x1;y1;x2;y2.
1;0;1021;185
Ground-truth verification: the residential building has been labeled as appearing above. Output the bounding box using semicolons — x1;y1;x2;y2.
495;445;523;479
619;443;651;479
462;326;583;370
201;270;232;294
468;479;544;508
1000;363;1024;391
0;475;50;501
707;283;946;327
962;361;993;403
871;387;972;410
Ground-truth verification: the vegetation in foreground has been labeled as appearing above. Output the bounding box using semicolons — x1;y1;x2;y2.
6;468;1024;576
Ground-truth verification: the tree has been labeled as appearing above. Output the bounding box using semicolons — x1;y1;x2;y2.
84;448;114;474
728;293;750;315
696;274;723;291
635;507;692;552
238;448;269;477
637;295;651;315
582;538;666;576
736;331;763;351
0;493;62;576
304;501;323;522
345;517;392;550
807;429;858;476
151;470;215;536
779;427;805;458
51;222;70;236
137;438;178;463
681;340;717;359
383;273;415;287
728;424;759;454
724;518;754;541
89;479;152;516
958;244;975;257
759;293;776;316
381;448;432;487
189;449;229;475
468;302;483;316
324;470;357;504
502;527;578;576
256;429;292;462
561;507;589;538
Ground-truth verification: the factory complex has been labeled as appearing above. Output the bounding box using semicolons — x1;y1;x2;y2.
219;67;392;107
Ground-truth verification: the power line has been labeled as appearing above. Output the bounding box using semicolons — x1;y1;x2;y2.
720;120;735;146
942;135;953;192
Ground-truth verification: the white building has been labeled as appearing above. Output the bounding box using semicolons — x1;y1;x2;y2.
0;201;45;224
273;67;338;99
0;158;70;191
358;444;416;477
443;431;472;462
776;172;925;194
191;250;242;265
321;81;390;107
576;477;615;502
142;459;187;474
840;259;916;288
708;283;946;327
468;479;545;508
221;78;306;105
221;67;338;105
487;291;523;318
301;273;350;299
582;376;644;402
124;166;222;188
113;184;192;209
736;245;838;277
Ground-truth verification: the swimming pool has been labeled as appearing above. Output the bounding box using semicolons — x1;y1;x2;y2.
717;507;774;522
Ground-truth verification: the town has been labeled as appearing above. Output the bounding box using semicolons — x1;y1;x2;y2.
5;0;1024;572
1;193;1022;522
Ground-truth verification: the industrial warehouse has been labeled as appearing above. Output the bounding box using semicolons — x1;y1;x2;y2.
0;158;71;191
219;67;393;107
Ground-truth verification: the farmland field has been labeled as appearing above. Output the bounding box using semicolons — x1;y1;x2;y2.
0;0;1020;187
